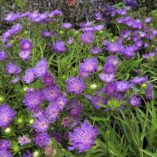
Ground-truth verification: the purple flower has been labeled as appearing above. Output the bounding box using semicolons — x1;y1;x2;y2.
123;0;138;8
93;25;105;31
0;139;11;150
0;51;7;61
68;38;75;45
10;75;20;84
19;50;31;60
49;9;63;17
99;73;114;83
0;150;12;157
145;83;153;100
33;116;49;132
130;77;148;85
23;68;36;84
68;120;98;153
116;81;130;92
18;135;31;145
23;89;43;109
106;56;120;65
20;39;33;51
106;42;123;53
0;104;15;129
80;32;94;44
129;95;141;106
66;76;86;95
22;150;33;157
53;41;66;53
53;95;67;110
90;47;103;54
70;103;83;119
4;12;19;22
31;107;44;118
41;73;55;87
79;58;98;77
122;45;137;58
42;86;61;102
6;63;21;75
45;103;60;122
104;63;117;74
104;83;117;97
62;117;78;128
41;30;52;38
34;58;48;77
33;132;50;148
61;23;72;29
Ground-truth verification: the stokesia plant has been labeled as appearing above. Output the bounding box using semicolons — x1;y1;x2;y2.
0;2;156;157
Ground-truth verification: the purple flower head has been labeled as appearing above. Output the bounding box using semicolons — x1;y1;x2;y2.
104;63;117;74
0;150;12;157
130;77;148;85
30;107;44;118
0;104;15;129
34;58;48;77
23;89;43;109
68;120;98;153
80;22;92;28
53;41;66;53
79;58;98;77
70;103;83;119
123;0;138;8
66;76;86;95
22;150;33;157
144;17;152;23
62;117;77;128
129;95;141;106
143;52;157;60
41;30;52;38
18;135;31;145
20;39;33;51
33;115;49;132
145;83;153;100
95;12;104;21
49;9;63;17
116;81;130;92
61;23;72;29
6;62;21;75
99;73;114;83
0;51;7;61
106;56;120;65
53;95;67;111
42;86;61;102
68;38;75;45
4;12;19;22
19;50;31;60
10;75;20;84
41;72;55;87
80;32;94;44
23;68;36;84
0;139;11;150
33;132;50;148
93;25;105;31
45;103;60;122
106;42;123;53
90;47;103;54
104;82;117;97
81;27;95;33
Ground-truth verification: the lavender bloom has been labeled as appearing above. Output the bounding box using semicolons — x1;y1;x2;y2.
143;52;157;60
33;132;50;148
19;50;31;60
23;89;43;109
10;75;20;84
49;9;63;17
31;107;44;118
23;68;36;84
41;73;55;87
66;76;86;95
68;38;75;45
33;116;49;132
93;25;105;31
104;63;117;74
53;41;66;53
4;12;19;22
42;86;61;102
99;73;114;83
41;30;52;38
45;103;60;122
0;51;7;61
70;103;83;119
34;58;48;77
123;0;138;8
106;42;123;53
53;95;67;110
61;23;72;29
80;32;94;44
105;56;120;65
130;77;148;85
18;135;31;145
90;47;103;54
0;104;15;129
122;45;137;58
22;150;33;157
0;150;12;157
116;81;130;92
68;120;98;153
129;95;141;106
20;39;33;51
104;83;117;97
62;117;78;128
145;83;153;100
0;139;11;150
6;63;21;75
79;58;98;77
